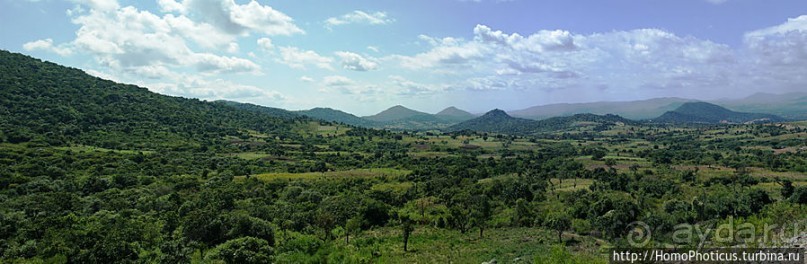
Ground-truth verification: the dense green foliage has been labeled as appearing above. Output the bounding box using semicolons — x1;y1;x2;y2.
1;50;806;263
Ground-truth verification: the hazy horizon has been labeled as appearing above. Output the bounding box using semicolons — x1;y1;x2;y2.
2;0;806;116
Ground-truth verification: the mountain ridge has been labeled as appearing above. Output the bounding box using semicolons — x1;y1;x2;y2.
508;97;694;120
650;102;786;124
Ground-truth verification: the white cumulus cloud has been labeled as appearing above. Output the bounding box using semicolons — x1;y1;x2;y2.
257;37;273;50
279;47;334;70
335;51;378;71
182;0;304;36
22;38;73;56
325;10;393;29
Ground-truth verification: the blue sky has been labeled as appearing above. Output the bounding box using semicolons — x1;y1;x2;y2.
1;0;806;115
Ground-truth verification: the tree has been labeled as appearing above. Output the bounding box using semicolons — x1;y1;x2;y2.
401;216;415;252
591;149;606;161
204;237;273;264
544;212;571;244
224;211;275;247
449;192;473;233
790;186;807;205
470;195;492;238
779;179;795;199
449;205;472;233
514;198;533;227
629;164;640;175
318;194;359;242
415;197;436;223
345;216;363;244
314;211;336;241
604;158;616;168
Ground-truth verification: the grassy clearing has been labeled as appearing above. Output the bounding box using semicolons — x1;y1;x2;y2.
408;151;454;158
225;152;271;160
319;227;607;264
575;156;652;173
549;178;594;192
247;168;411;182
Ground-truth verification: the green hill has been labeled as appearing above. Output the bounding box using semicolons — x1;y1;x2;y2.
448;109;535;134
535;113;638;131
364;105;432;122
297;107;379;127
650;102;786;124
364;105;458;130
0;50;299;150
435;106;475;122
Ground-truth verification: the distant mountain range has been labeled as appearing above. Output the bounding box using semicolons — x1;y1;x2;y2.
716;92;807;120
449;109;637;134
223;99;793;134
509;97;693;120
507;93;807;121
649;102;786;124
220;103;477;130
220;96;801;132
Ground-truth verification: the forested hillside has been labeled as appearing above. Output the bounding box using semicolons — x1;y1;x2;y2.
0;50;302;150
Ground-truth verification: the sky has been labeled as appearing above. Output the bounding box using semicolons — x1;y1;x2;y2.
1;0;806;115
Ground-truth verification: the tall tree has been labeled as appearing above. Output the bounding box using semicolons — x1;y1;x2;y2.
470;195;492;238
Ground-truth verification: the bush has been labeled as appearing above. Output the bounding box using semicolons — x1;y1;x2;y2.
204;237;273;264
571;218;592;234
790;186;807;204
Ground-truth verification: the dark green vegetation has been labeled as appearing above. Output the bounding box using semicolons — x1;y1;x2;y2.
2;50;807;263
651;102;786;124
